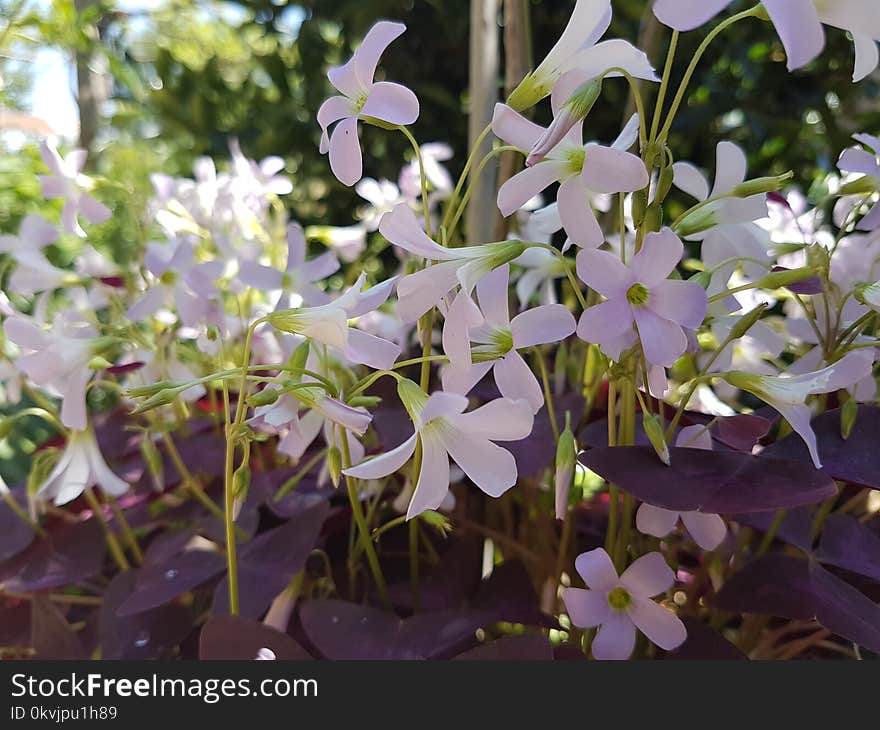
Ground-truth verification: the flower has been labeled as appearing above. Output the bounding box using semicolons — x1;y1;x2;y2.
36;428;129;506
398;142;454;202
837;133;880;231
507;0;657;111
562;548;686;660
4;316;107;431
654;0;880;82
636;425;727;550
343;383;534;519
576;228;707;366
441;264;576;413
317;21;419;186
722;350;875;468
379;203;526;321
238;222;339;308
38;140;111;237
494;103;648;248
127;239;224;327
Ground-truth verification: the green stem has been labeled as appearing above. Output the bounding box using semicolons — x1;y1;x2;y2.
534;347;559;441
398;125;432;236
649;29;679;144
274;447;329;501
83;489;130;572
441;122;494;235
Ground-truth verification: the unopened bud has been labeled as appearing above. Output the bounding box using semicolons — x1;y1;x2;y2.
728;304;769;340
656;164;675;203
837;176;879;197
642;412;670;466
88;356;114;370
554;413;577;520
327;446;342;487
248;388;281;408
754;266;821;290
397;378;429;422
286;340;311;380
527;79;602;166
232;463;251;520
348;395;382;409
631;189;648;228
841;398;859;440
419;510;453;535
643;202;663;233
130;388;180;415
854;281;880;311
688;270;713;290
126;380;178;398
731;172;793;198
140;434;165;492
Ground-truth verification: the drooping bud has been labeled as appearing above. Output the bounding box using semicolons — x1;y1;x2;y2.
642;412;670;466
129;387;181;415
554;412;577;520
232;462;251;520
731;171;794;198
327;445;342;487
285;339;311;381
753;266;821;291
841;398;859;440
248;387;281;408
837;176;880;197
727;304;769;341
126;380;178;398
526;79;602;166
642;202;663;233
655;163;675;203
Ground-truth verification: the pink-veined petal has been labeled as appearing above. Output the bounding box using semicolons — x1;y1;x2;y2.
574;548;619;591
652;0;733;31
493;351;544;414
558;178;604;247
562;587;611;629
620;551;675;597
575;248;631;297
763;0;825;72
510;303;576;348
680;511;727;550
647;279;707;329
497;162;566;217
627;596;687;651
361;81;419;125
344;432;417;480
633;307;687;367
406;433;450;519
591;613;636;660
328;116;363;187
635;503;680;539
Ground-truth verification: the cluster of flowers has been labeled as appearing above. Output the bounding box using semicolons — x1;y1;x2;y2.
2;0;879;660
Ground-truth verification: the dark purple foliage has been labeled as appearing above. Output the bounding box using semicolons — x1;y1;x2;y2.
0;493;35;562
453;633;554;660
199;615;312;660
816;514;880;583
30;596;86;660
665;618;747;660
580;446;836;512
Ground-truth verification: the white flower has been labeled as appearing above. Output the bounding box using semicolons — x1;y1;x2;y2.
37;428;129;505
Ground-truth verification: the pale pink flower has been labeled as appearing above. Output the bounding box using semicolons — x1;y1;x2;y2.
36;428;129;506
38;140;111;237
344;388;533;519
654;0;879;82
317;21;419;186
576;228;707;366
441;265;576;413
562;548;686;660
837;133;880;231
238;222;339;308
636;425;727;551
494;102;648;248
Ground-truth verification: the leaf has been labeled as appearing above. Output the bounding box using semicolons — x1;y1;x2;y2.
212;501;330;618
508;393;585;478
30;595;86;660
810;562;880;653
579;446;836;513
299;600;491;660
0;494;35;562
665;618;747;660
816;514;880;584
733;506;815;551
453;634;554;660
199;615;312;660
116;549;227;617
0;518;106;592
761;406;880;489
100;571;194;659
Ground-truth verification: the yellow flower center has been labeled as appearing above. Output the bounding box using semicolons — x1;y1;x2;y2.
607;586;632;612
626;282;650;307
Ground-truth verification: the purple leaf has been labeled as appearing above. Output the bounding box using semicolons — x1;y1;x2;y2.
100;571;194;659
454;634;554;660
299;599;491;659
473;560;556;627
714;555;815;620
770;266;823;295
116;549;227;617
0;602;31;648
579;446;836;513
817;514;880;584
733;506;815;551
199;615;312;660
665;618;747;660
30;595;86;660
143;529;197;565
0;518;106;592
712;414;771;451
0;494;35;562
509;393;584;478
213;501;330;618
762;406;880;489
811;562;880;653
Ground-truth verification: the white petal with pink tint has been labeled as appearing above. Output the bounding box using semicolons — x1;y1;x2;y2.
620;551;675;597
494;351;544;413
361;81;419;125
627;596;686;650
510;304;576;348
574;547;619;591
328;117;363;187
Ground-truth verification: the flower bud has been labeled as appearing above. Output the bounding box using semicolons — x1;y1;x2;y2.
854;281;880;311
643;202;663;233
727;304;769;341
130;387;180;415
248;388;281;408
126;380;178;398
88;356;114;370
731;172;793;198
655;163;675;203
419;510;453;536
140;433;165;492
327;446;342;487
674;205;718;237
397;378;429;421
631;189;648;228
554;413;577;520
286;339;311;380
527;79;602;166
687;270;713;290
232;462;251;521
754;266;821;290
837;176;879;196
642;412;670;466
841;398;859;440
348;395;383;409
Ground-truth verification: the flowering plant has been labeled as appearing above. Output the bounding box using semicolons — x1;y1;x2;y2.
2;0;880;661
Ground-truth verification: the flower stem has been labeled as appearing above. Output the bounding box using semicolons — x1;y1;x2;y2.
83;489;130;572
103;493;143;565
398;125;432;236
649;29;679;144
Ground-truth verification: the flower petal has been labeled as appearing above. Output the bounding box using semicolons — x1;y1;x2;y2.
353;21;406;89
711;141;748;197
620;551;675;597
652;0;733;31
576;298;634;345
494;351;544;414
629;228;683;286
406;433;450;519
627;596;687;651
440;429;519;497
379;203;456;260
763;0;825;72
633;306;687;367
562;587;611;628
591;613;636;660
328;116;363;187
672;162;710;201
574;547;619;591
852;33;879;83
635;503;680;539
344;432;417;480
681;511;727;550
557;178;604;247
345;328;401;370
451;396;534;441
498;162;566;217
648;279;707;329
361;81;419;125
567;39;658;82
317;96;354;153
476;264;511;328
580;145;649;194
491;103;545;150
510;303;576;348
575;248;631;297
